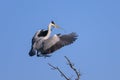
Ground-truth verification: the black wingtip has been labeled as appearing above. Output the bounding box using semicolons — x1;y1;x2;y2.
70;32;78;40
29;49;36;56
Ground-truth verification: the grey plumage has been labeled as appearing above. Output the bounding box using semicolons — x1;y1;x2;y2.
29;30;43;56
29;21;78;57
42;32;78;54
29;32;78;57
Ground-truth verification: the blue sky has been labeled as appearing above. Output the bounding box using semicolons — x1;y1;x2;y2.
0;0;120;80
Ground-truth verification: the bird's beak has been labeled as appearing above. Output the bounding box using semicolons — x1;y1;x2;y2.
50;21;64;29
53;24;64;30
53;24;60;28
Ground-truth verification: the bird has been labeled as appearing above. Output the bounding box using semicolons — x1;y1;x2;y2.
29;21;78;57
31;21;59;47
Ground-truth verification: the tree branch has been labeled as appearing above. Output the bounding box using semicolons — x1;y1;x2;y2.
48;56;81;80
48;63;70;80
64;56;80;80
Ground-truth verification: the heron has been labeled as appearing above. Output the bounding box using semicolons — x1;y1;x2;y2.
29;21;78;57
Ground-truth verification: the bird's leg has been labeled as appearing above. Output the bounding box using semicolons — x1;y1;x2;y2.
37;51;40;57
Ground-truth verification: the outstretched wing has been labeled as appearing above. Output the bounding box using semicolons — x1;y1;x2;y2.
43;32;78;54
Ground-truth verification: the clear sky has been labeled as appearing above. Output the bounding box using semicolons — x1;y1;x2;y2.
0;0;120;80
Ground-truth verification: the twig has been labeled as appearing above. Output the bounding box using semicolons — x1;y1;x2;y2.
64;56;80;80
48;63;70;80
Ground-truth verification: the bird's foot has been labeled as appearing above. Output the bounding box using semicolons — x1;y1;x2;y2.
37;54;42;57
37;54;51;57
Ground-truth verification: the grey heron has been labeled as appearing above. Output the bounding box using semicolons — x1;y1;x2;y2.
29;21;78;57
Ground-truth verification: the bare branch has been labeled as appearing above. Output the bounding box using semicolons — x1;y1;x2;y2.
48;56;81;80
48;63;70;80
64;56;81;80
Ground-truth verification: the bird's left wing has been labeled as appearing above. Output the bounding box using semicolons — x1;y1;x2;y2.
44;32;78;54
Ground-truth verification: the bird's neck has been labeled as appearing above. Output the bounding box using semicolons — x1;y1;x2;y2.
43;24;52;39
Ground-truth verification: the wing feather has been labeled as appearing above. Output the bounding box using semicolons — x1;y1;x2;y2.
42;32;78;54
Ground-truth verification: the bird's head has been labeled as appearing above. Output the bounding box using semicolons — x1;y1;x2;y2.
50;21;60;29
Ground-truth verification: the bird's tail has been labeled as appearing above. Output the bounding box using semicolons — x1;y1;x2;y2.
29;48;36;56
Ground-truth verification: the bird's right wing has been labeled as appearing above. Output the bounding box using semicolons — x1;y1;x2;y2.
31;29;43;45
29;30;43;56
